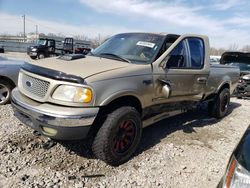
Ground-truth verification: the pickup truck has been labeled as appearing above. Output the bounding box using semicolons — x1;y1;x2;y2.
11;32;240;166
220;52;250;98
27;37;91;59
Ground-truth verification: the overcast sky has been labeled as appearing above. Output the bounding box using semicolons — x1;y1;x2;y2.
0;0;250;48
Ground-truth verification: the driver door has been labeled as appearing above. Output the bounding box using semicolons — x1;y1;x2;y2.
153;37;208;103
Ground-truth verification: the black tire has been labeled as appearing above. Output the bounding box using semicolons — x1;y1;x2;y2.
0;80;13;105
208;88;230;118
30;56;37;60
38;53;45;59
92;106;142;166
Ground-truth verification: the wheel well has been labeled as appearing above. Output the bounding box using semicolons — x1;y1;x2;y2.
218;83;230;94
203;83;230;101
0;76;16;88
103;95;142;115
87;96;142;140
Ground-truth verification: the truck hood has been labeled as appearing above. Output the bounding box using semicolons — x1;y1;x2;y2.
220;52;250;76
27;55;131;79
220;52;250;65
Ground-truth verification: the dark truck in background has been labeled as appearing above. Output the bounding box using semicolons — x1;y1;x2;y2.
221;52;250;98
27;37;91;59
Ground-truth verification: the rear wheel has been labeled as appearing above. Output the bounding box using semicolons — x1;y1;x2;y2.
92;106;142;166
208;88;230;118
0;80;13;105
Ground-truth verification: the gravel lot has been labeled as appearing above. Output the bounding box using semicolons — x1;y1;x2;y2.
0;98;250;188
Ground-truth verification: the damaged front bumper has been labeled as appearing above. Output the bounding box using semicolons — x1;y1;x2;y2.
11;88;99;140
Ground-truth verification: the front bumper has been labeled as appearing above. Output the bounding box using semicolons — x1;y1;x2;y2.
27;52;37;57
11;88;99;140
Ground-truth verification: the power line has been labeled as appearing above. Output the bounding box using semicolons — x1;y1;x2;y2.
25;17;62;34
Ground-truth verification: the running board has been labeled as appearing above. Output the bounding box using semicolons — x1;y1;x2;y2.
142;109;183;128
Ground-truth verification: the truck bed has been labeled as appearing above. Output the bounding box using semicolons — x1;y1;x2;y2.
207;64;240;94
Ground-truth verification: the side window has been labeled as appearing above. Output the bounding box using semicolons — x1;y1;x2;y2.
166;40;188;69
165;38;205;69
187;38;204;69
48;40;55;47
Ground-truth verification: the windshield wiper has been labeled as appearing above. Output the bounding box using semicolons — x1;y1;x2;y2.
98;53;131;63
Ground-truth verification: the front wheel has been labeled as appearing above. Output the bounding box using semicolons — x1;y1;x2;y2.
38;53;45;59
208;88;230;118
92;106;142;166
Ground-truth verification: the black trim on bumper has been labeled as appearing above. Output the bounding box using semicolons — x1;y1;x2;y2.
11;89;98;140
13;105;91;140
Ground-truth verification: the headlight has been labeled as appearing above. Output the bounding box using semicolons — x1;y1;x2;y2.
223;157;250;188
52;85;92;103
31;48;37;52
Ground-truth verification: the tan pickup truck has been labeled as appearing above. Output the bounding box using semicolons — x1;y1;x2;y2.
11;33;239;165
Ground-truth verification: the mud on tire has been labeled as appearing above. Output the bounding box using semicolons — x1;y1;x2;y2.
208;88;230;118
92;106;142;166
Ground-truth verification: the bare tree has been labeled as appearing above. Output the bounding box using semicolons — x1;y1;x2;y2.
228;43;239;51
74;35;89;41
47;33;57;37
210;47;226;56
241;45;250;52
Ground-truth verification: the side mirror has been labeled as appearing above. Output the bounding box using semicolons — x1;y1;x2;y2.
158;79;171;98
162;85;171;98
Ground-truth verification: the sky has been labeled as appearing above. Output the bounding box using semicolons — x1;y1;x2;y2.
0;0;250;48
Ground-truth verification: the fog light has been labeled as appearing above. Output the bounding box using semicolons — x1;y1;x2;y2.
42;126;58;136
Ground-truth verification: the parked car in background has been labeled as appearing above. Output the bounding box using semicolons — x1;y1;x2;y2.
210;55;221;64
217;125;250;188
0;56;23;105
220;52;250;98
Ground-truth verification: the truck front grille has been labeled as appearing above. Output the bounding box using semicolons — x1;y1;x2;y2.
21;73;50;98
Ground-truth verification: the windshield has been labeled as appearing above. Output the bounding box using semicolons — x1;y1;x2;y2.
36;39;47;46
91;33;165;63
229;62;250;72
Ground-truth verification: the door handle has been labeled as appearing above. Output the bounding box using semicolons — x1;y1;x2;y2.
197;77;207;84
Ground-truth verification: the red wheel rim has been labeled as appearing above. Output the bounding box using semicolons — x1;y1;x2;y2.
112;120;136;154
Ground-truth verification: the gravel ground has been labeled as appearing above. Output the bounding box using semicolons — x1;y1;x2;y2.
0;98;250;188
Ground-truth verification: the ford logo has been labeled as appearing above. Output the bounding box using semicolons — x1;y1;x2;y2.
26;81;32;87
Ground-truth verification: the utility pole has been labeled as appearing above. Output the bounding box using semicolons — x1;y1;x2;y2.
22;14;26;42
36;25;38;40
